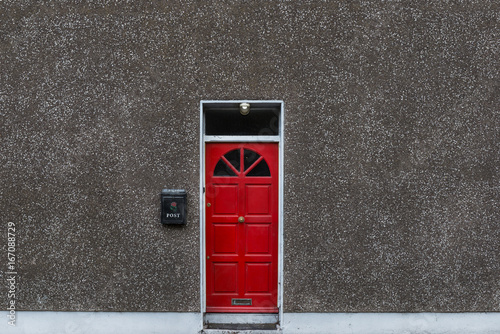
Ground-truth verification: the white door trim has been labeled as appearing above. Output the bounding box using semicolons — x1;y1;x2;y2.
199;100;284;329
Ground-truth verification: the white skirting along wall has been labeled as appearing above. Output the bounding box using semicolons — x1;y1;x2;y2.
2;311;500;334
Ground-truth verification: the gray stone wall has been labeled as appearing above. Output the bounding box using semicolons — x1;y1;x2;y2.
0;1;498;312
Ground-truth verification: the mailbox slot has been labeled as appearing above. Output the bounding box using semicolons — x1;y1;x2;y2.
161;189;187;225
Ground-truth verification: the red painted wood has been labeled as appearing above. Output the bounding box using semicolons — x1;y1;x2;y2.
206;143;279;313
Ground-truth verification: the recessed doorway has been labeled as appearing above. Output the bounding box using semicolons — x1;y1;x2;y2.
200;100;284;330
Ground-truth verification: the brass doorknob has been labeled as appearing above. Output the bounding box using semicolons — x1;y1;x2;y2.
238;216;245;223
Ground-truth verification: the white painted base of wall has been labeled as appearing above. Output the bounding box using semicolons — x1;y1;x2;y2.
2;311;201;334
283;313;500;334
2;311;500;334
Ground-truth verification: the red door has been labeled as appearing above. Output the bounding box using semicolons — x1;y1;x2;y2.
206;143;279;313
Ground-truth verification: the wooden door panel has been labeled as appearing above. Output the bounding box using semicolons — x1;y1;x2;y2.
246;185;271;214
213;263;238;293
246;263;271;292
213;224;238;254
213;184;239;214
245;224;271;254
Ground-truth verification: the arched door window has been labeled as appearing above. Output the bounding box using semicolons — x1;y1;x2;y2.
213;148;271;177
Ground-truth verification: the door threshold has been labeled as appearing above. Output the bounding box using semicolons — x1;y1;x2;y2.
206;323;278;330
202;330;281;334
204;313;279;331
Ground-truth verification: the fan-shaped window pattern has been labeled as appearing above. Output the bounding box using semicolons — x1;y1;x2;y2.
213;149;270;177
213;159;237;176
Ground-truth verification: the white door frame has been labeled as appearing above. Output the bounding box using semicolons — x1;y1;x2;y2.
199;100;284;329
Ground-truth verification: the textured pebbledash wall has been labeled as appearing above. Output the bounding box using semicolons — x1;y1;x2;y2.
0;1;498;312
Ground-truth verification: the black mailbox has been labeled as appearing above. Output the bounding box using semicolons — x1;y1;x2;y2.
161;189;187;225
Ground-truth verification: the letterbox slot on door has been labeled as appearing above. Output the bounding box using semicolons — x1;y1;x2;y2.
231;298;252;306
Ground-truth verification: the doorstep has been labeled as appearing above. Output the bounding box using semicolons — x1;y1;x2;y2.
202;330;281;334
204;313;280;332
